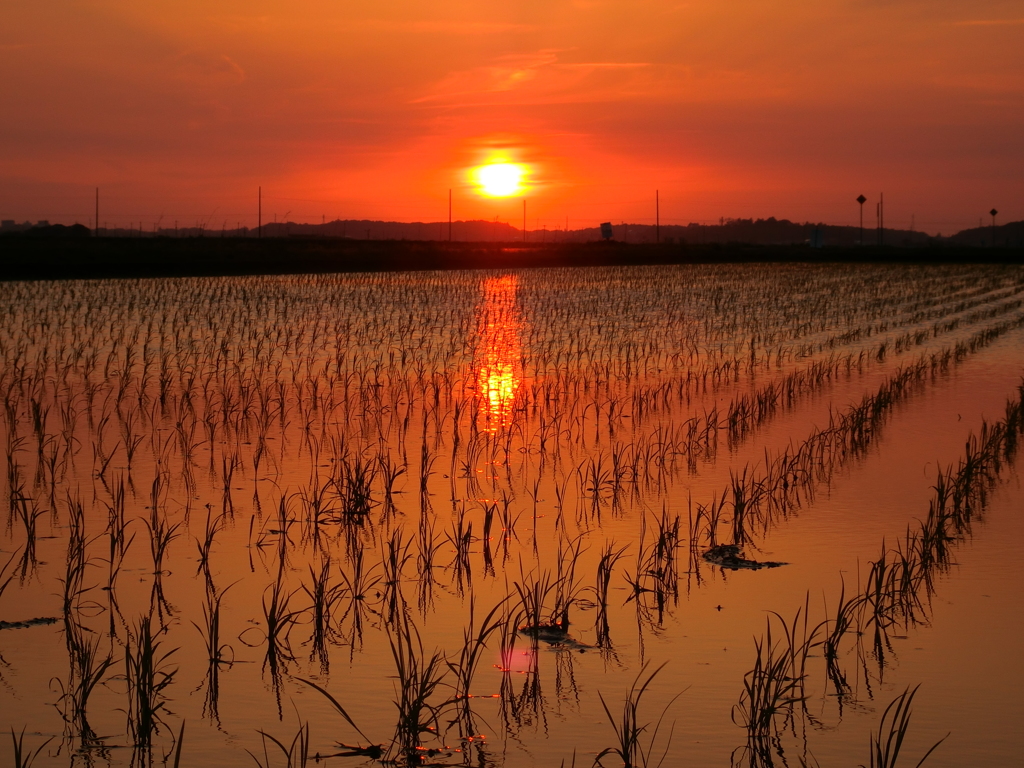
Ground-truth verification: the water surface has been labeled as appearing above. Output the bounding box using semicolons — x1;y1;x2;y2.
1;263;1022;767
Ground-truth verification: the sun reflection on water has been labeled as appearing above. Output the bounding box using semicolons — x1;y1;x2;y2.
475;275;523;431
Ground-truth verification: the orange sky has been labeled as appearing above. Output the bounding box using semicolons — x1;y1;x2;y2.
1;1;1021;234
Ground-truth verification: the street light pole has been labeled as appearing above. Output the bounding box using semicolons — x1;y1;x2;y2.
856;195;866;246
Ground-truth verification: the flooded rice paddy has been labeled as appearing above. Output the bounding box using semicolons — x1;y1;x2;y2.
1;262;1023;768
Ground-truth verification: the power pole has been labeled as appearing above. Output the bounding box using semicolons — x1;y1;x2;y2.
880;193;884;247
258;186;262;239
656;190;660;243
991;208;998;247
856;194;866;246
94;188;99;237
448;189;452;242
523;199;526;242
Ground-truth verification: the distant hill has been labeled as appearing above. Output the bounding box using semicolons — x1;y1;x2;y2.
0;222;90;237
945;221;1024;248
164;216;937;247
3;216;1022;248
573;218;933;247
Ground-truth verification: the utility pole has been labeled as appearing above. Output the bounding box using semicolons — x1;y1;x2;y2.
991;208;998;247
523;199;526;242
94;188;99;237
258;186;262;239
856;194;866;246
656;190;660;244
448;189;452;242
880;193;884;247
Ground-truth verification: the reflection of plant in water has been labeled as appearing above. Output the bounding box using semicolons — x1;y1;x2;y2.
253;563;304;712
593;541;628;648
860;686;947;768
302;556;342;672
124;614;178;760
9;493;42;581
378;451;406;517
335;546;382;652
0;549;17;601
705;327;1024;551
387;613;450;764
54;624;114;753
296;677;384;760
731;602;824;768
595;661;681;768
247;721;311;768
104;475;135;598
60;495;92;620
822;576;860;713
733;383;1024;765
381;528;412;624
852;384;1024;677
291;614;456;766
145;485;181;618
194;505;226;578
624;511;683;632
416;515;443;614
447;597;507;746
500;664;546;737
513;567;562;643
445;505;475;594
192;581;234;723
287;601;509;765
1;267;1023;768
553;534;588;627
8;727;53;768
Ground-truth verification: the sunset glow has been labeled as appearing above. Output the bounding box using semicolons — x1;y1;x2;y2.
2;0;1024;763
472;162;527;198
0;2;1020;231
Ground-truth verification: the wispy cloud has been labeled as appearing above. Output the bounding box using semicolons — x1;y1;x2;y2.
404;20;536;35
561;62;653;69
172;51;245;85
410;50;562;103
410;51;655;105
953;18;1024;26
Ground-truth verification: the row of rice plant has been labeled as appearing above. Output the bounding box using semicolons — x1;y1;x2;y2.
1;263;1022;766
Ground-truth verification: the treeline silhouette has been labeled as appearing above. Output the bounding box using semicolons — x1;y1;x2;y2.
4;216;1023;248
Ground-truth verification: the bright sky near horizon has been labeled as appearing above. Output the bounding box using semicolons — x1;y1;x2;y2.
1;1;1021;234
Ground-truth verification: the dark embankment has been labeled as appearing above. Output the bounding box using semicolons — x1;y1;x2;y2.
1;235;1022;281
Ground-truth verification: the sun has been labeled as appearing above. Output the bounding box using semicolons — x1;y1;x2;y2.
473;162;526;197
